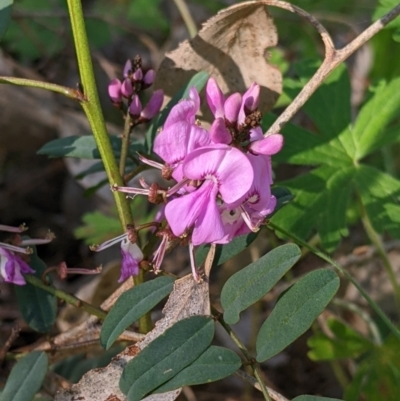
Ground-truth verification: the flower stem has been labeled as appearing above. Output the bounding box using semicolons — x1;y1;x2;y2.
212;306;272;401
356;191;400;307
119;114;132;179
172;0;197;38
66;0;151;333
25;275;107;320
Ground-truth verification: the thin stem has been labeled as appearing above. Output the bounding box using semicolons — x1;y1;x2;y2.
212;306;272;401
357;192;400;306
0;76;84;100
268;221;400;342
119;114;132;179
172;0;197;38
66;0;151;333
25;275;107;320
234;370;289;401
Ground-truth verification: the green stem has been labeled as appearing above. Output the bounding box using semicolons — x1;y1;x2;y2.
119;114;132;179
25;275;107;320
66;0;151;333
268;221;400;341
212;306;272;401
357;192;400;306
172;0;197;38
0;76;83;100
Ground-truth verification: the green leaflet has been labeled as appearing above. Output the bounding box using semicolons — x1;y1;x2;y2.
15;247;57;333
100;276;175;349
0;0;13;41
0;352;48;401
120;316;214;401
256;269;340;362
153;346;241;393
221;244;301;324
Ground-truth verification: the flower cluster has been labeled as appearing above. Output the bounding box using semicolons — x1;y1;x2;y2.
108;55;163;124
105;78;283;280
0;224;53;285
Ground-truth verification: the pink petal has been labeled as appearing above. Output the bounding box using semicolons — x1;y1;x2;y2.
183;145;253;203
141;90;164;120
238;82;260;124
121;78;133;98
164;99;198;128
206;78;225;118
165;181;222;245
249;134;284;156
209;118;231;144
144;69;155;86
133;68;143;81
108;79;122;103
123;59;132;78
249;127;264;141
154;122;210;165
224;93;242;123
129;94;142;116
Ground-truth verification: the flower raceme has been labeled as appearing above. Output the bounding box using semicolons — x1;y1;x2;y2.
111;78;284;280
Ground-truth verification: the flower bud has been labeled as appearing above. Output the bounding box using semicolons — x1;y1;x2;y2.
108;79;122;103
224;93;242;123
141;90;163;120
123;59;132;78
133;68;143;82
121;78;133;98
143;69;156;86
129;94;142;117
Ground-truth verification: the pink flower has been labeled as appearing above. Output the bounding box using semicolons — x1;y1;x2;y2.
90;232;143;282
249;127;284;156
165;145;253;245
153;88;210;181
0;247;34;285
119;238;143;282
141;90;164;120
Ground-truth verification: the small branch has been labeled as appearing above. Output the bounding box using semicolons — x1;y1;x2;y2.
25;275;107;320
212;306;272;401
263;1;400;134
0;326;20;363
0;76;84;100
172;0;197;38
235;370;289;401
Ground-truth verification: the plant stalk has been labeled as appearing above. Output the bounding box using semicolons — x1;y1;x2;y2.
66;0;151;333
25;275;107;320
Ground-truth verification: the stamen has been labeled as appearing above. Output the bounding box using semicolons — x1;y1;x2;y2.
0;223;28;233
90;232;127;251
0;242;33;254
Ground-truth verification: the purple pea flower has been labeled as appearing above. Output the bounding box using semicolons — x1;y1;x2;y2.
0;247;34;285
90;232;143;282
153;87;211;181
119;238;143;282
164;144;253;246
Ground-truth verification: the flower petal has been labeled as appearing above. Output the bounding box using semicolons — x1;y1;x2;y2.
165;181;220;242
224;93;242;123
183;145;253;203
206;78;225;118
209;118;231;144
249;134;284;156
164;98;197;128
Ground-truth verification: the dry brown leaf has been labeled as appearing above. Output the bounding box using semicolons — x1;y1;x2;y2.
154;1;281;115
54;274;210;401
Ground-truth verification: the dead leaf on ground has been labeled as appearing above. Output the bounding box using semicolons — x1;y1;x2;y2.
54;274;210;401
154;1;281;116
